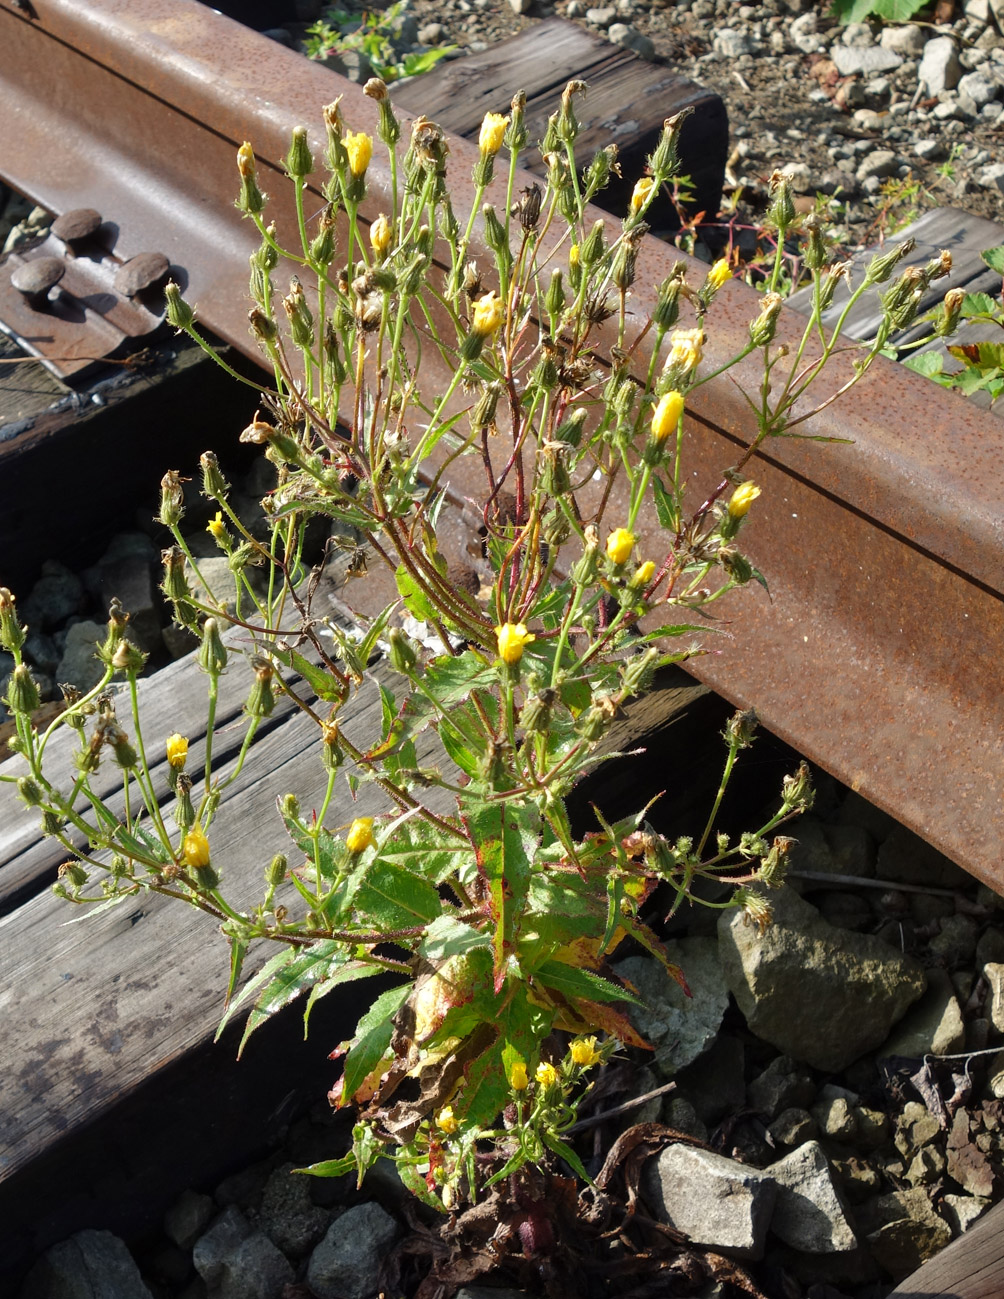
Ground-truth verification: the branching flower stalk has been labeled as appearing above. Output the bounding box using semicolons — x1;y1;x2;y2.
1;91;955;1208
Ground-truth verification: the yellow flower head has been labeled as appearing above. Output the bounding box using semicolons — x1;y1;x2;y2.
535;1061;559;1088
569;243;580;268
370;213;392;258
728;482;761;519
605;528;636;567
495;622;535;666
207;511;227;543
510;1061;529;1091
478;111;509;157
344;130;373;178
436;1105;459;1134
630;177;655;214
472;290;504;337
707;258;732;291
346;816;375;855
665;328;704;377
166;733;189;769
650;390;684;443
569;1036;601;1068
182;825;210;869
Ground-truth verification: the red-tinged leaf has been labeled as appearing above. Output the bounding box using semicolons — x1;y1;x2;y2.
574;997;653;1050
464;800;540;993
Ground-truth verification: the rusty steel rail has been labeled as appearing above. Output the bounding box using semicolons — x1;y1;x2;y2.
1;0;1002;886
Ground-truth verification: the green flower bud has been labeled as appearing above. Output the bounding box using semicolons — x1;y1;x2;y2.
285;125;313;179
748;292;784;348
545;269;565;321
611;242;637;292
647;107;693;183
281;793;300;820
505;89;529;153
245;657;276;718
111;640;147;675
576;695;616;742
802;213;827;272
725;707;758;749
388;627;418;675
863;238;916;287
17;775;45;807
520;689;555;735
0;587;26;654
554;406;587;448
265;852;288;889
283;278;314;350
653;270;684;333
112;733;139;770
164;282;195;330
557;78;586;144
581;219;605;268
157;469;187;528
200;451;229;501
248;307;279;347
41;809;64;836
58;860;89;890
173;771;195;830
766;169;796;233
7;663;40;714
570;527;600;586
198;617;228;676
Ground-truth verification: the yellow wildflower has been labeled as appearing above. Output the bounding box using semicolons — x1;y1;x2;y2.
471;290;504;337
207;511;227;542
436;1105;459;1134
630;177;655;214
630;560;656;589
237;140;255;179
650;390;684;443
569;1036;601;1067
495;622;535;666
478;111;509;157
344;130;373;178
182;826;210;869
605;528;636;566
569;243;580;268
166;733;188;769
346;816;375;855
535;1061;559;1088
665;327;704;377
728;482;761;519
510;1061;529;1091
370;213;392;258
707;258;732;290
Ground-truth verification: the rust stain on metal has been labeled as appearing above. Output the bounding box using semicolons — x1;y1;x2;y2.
0;0;1001;885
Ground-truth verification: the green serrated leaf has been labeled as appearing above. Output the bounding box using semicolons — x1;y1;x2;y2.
303;962;387;1033
420;915;490;962
542;1131;594;1184
903;351;945;378
464;800;541;991
651;475;678;533
270;644;343;702
341;984;411;1102
293;1153;358;1179
352;858;443;928
981;246;1004;275
439;718;483;780
961;292;997;317
535;959;639;1005
226;935;248;1007
235;941;349;1056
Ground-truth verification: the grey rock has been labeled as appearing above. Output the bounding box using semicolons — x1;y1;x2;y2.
983;962;1004;1031
769;1107;818;1148
929;913;978;967
317;48;374;83
193;1207;254;1287
665;1095;708;1140
767;1141;859;1253
747;1055;816;1120
607;22;655;58
811;1091;858;1142
977;926;1004;969
918;35;962;96
881;969;965;1058
96;556;162;654
643;1144;777;1259
915;137;948;161
958;69;1000;111
789;11;824;52
24;629;60;674
856;149;899;182
306;1202;400;1299
714;26;759;56
21;1229;153;1299
718;886;926;1071
815;891;874;933
979;162;1004;192
841;21;875;46
56;620;107;693
164;1189;216;1250
831;45;902;76
880;23;928;58
933;99;969;120
942;1193;990;1233
585;4;616;23
259;1162;331;1258
508;0;535;12
387;9;419;47
567;0;586;11
781;161;813;193
217;1234;294;1299
417;21;445;42
859;1188;951;1276
614;940;729;1077
22;561;85;631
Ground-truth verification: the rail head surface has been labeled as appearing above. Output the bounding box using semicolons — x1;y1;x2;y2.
0;0;1002;885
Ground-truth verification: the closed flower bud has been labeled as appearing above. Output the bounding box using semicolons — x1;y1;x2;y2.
748;292;784;348
282;277;314;350
506;89;529;152
200;451;229;500
265;852;288;889
7;663;40;714
206;512;229;548
166;733;189;769
344;129;373;179
285;125;313;179
802;213;827;272
59;860;89;890
581;219;605;267
727;481;761;518
478;111;508;158
236;141;266;213
157;469;187;528
346;816;375;855
481;203;509;259
245;658;276;718
705;258;732;293
495;622;535;666
554;406;587;447
571;526;600;585
650;390;684;443
937;287;966;338
630;176;655;215
520;688;555;735
628;560;656;592
182;825;211;870
568;242;582;290
164;281;195;330
605;527;635;566
725;707;759;748
388;627;418;674
766;169;795;232
0;587;26;653
111;640;147;674
545;269;565;320
370;213;392;259
41;809;64;836
197;617;228;676
621;646;659;695
510;1061;529;1091
863;238;915;287
17;775;45;807
719;546;753;584
653;270;684;333
611;242;637;292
